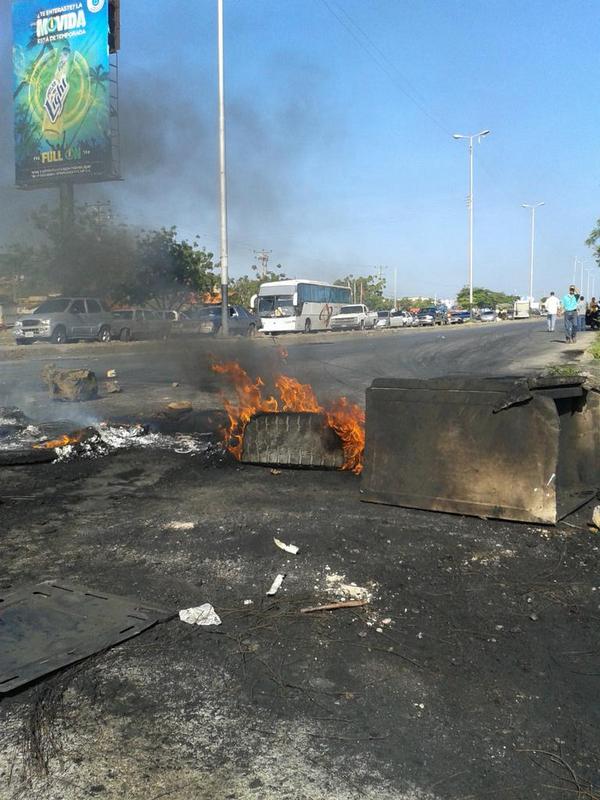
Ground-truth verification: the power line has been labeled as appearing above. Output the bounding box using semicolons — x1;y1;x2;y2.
319;0;452;136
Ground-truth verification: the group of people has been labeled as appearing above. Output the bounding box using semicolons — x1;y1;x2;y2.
544;286;599;343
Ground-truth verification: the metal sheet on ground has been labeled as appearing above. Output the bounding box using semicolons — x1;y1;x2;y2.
0;581;173;693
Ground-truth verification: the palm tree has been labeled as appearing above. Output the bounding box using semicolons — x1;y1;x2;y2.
66;64;110;149
13;37;54;100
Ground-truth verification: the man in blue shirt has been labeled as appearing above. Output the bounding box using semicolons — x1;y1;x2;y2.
562;285;579;343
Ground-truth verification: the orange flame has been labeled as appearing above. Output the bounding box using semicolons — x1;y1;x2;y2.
33;432;83;450
211;361;365;473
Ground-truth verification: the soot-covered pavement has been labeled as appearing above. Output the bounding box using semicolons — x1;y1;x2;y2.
1;440;599;800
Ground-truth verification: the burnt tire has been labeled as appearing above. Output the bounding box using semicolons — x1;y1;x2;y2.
119;327;131;342
51;326;67;345
98;326;111;343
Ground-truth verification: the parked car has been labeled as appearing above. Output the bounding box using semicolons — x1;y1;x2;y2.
13;297;113;344
390;309;413;327
415;306;448;327
111;308;171;341
448;309;471;324
375;310;391;329
478;308;497;322
183;304;260;336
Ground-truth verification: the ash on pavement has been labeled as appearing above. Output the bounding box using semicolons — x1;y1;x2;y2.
1;447;599;800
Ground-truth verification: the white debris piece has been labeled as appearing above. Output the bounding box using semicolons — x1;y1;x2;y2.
266;574;286;596
273;537;299;555
325;572;373;602
243;599;253;606
592;505;600;529
106;369;117;378
166;521;195;531
179;604;221;626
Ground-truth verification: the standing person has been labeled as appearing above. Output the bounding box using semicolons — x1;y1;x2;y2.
545;291;560;332
577;294;587;332
561;285;579;343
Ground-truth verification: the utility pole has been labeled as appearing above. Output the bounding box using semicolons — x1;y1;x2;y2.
217;0;229;335
393;267;397;310
253;249;272;279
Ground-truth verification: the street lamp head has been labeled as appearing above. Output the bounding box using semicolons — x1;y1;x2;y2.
452;134;464;139
478;130;491;138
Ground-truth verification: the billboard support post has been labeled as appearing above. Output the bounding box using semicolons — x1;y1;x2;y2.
59;182;74;268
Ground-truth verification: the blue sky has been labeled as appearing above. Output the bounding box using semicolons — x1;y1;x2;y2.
1;0;599;300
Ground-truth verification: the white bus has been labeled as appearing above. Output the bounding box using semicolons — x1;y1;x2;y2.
254;279;352;334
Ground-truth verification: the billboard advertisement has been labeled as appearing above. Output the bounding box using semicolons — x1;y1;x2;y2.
12;0;117;188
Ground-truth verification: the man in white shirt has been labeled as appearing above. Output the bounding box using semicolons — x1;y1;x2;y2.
545;291;560;332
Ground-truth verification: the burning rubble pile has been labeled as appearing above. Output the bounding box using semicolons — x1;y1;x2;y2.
211;361;365;473
0;407;216;465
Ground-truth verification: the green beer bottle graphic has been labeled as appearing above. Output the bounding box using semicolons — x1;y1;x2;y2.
43;46;71;141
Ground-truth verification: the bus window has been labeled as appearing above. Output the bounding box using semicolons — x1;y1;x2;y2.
257;295;294;317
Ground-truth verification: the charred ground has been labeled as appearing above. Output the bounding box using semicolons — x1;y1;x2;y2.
1;447;599;800
1;322;599;799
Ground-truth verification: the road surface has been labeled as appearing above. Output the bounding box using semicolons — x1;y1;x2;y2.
0;320;590;421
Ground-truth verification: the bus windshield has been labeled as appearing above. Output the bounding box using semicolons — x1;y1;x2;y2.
257;295;295;317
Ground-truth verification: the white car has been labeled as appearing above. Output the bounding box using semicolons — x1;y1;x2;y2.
390;309;413;327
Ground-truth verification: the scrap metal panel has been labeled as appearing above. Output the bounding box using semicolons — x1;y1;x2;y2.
0;581;173;693
361;376;598;524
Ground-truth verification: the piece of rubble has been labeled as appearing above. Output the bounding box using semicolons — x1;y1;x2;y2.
106;369;117;378
102;380;121;394
42;364;98;402
273;537;299;555
179;604;221;626
592;505;600;530
266;574;286;596
166;400;193;415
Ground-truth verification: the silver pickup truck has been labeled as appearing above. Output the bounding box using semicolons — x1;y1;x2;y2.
13;297;113;345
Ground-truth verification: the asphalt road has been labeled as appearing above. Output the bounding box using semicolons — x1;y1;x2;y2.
0;320;591;422
1;320;599;800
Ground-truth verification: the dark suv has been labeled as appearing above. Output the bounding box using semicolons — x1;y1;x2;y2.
416;306;448;326
13;297;113;344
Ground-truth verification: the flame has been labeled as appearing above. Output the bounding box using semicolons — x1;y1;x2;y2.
211;361;365;473
33;432;83;450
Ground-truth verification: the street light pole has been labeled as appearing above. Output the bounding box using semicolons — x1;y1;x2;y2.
521;202;544;304
586;267;593;300
217;0;229;335
453;130;491;314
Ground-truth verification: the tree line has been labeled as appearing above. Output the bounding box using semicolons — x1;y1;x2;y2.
0;203;562;311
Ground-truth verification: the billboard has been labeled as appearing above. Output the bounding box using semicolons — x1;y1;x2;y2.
12;0;118;188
